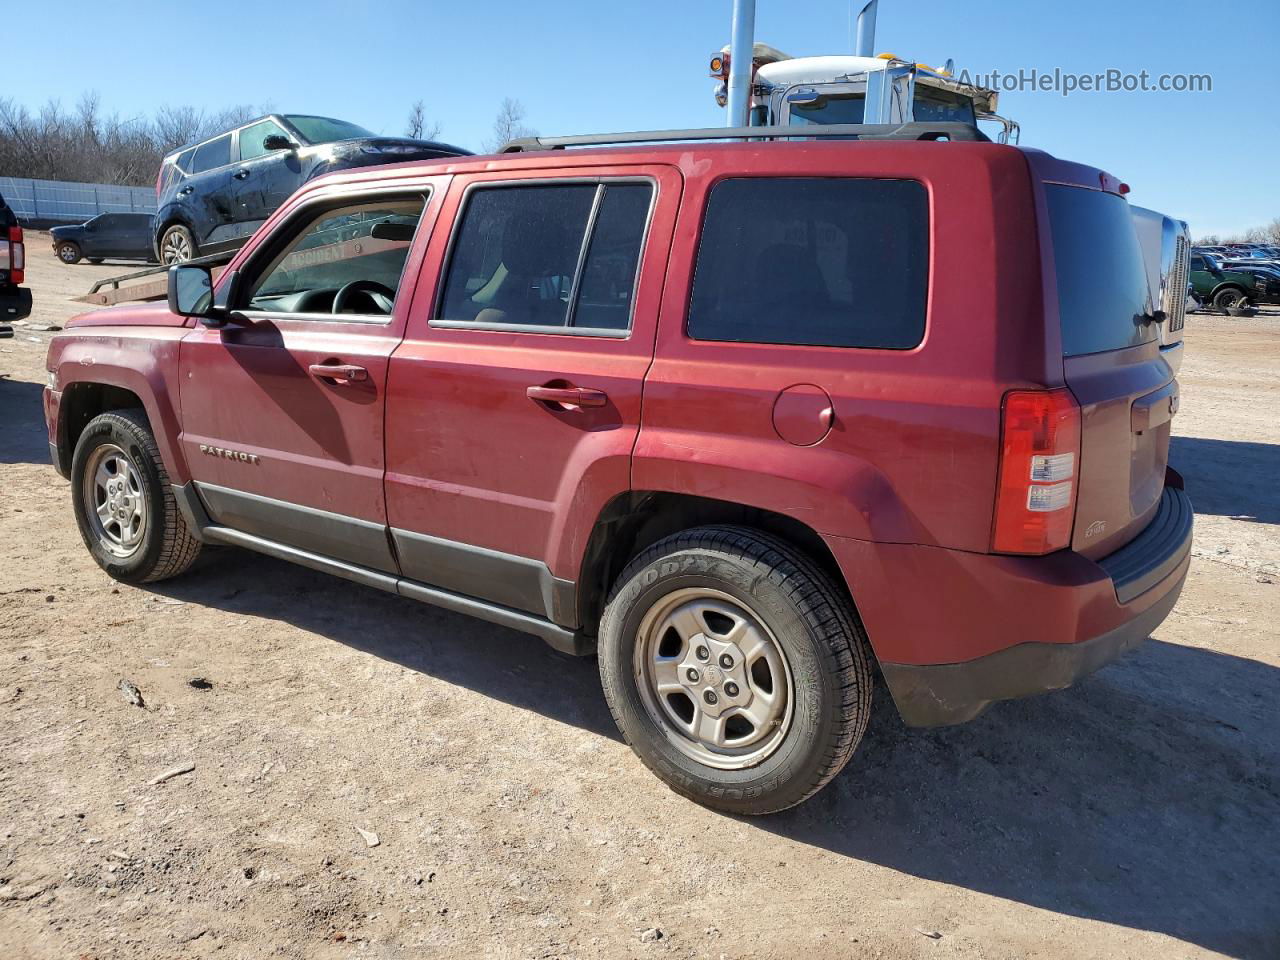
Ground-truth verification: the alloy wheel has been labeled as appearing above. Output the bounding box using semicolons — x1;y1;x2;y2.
162;231;192;264
633;588;794;770
81;443;147;558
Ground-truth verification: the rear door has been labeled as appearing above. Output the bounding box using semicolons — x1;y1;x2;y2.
186;134;236;247
1042;181;1176;559
383;164;679;617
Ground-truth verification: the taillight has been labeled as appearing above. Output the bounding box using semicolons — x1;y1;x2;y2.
7;226;24;285
992;388;1081;554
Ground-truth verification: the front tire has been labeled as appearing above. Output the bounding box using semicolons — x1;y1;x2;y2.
57;241;82;264
598;525;874;815
160;224;196;264
70;410;201;583
1212;286;1247;310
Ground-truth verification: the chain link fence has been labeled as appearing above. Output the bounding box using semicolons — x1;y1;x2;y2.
0;176;156;225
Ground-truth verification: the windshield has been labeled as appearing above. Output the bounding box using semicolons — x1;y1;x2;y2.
913;85;977;124
282;115;376;144
787;94;866;126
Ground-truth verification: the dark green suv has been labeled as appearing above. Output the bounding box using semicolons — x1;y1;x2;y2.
1190;251;1259;309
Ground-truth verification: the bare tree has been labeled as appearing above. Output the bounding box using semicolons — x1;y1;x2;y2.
482;97;535;153
404;100;442;141
0;96;268;187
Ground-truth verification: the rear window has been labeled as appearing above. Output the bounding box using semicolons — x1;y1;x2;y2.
191;135;231;173
688;178;928;349
1046;185;1154;357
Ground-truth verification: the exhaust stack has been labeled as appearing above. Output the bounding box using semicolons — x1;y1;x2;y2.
726;0;757;127
855;0;879;57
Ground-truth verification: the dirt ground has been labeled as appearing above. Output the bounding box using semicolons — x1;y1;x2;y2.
1;233;1277;960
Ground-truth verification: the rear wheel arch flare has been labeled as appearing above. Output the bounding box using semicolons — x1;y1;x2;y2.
576;491;858;639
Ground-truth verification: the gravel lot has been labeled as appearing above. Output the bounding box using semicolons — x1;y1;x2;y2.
1;234;1277;959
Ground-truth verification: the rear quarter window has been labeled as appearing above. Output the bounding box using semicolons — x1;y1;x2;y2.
1046;185;1154;357
688;177;928;349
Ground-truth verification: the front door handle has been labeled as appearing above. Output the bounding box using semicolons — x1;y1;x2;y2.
526;384;608;408
309;362;368;384
233;169;251;180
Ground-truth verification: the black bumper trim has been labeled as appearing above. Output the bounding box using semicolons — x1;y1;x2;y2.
1097;486;1194;604
880;562;1187;728
1;286;33;321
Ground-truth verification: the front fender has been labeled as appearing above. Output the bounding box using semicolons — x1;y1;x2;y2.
49;327;191;483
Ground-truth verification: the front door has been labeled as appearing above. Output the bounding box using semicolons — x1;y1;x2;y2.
231;118;299;229
384;165;680;621
178;180;447;571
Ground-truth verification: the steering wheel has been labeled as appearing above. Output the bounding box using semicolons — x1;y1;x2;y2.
332;279;396;315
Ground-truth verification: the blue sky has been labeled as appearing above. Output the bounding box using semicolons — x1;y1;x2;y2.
6;0;1276;237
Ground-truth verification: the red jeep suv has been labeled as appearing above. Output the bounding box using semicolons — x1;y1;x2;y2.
43;125;1192;814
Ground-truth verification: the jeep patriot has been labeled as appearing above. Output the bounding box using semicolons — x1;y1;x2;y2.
43;125;1193;814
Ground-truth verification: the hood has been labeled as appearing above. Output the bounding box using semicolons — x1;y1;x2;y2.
66;301;191;329
330;137;472;162
49;224;80;239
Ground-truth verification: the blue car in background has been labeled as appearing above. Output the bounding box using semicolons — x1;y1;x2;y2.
50;213;156;265
152;114;469;263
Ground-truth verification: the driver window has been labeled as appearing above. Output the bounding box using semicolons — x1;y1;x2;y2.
243;195;427;319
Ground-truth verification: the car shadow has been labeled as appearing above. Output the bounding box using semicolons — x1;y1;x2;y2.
0;377;51;464
148;547;1279;959
1172;435;1280;525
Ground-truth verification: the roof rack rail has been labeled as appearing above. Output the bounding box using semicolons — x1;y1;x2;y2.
500;122;990;153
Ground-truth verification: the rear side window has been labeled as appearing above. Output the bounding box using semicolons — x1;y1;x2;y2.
1046;185;1154;357
688;178;928;349
438;181;652;333
191;135;231;173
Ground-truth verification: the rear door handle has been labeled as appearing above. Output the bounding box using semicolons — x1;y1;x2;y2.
309;362;368;384
233;169;251;180
526;385;608;408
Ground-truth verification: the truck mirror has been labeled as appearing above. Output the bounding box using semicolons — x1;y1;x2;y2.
263;134;296;151
168;265;214;318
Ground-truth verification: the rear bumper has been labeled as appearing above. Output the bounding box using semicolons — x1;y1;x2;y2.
826;483;1193;727
1;285;32;322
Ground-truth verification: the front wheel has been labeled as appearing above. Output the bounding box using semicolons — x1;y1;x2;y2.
56;241;82;264
70;410;201;583
1212;286;1247;310
598;526;874;815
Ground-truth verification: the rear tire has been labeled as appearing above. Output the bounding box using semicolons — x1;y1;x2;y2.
1212;286;1247;310
70;410;201;584
56;241;82;265
160;224;196;264
598;525;874;815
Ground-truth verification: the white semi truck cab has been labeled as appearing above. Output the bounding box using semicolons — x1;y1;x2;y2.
709;44;1021;143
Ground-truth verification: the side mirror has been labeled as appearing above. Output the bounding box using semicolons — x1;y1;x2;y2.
168;264;216;321
263;134;296;151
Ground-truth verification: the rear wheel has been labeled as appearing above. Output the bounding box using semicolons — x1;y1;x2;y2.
598;525;874;815
160;224;196;264
56;241;82;264
71;410;201;583
1212;286;1247;310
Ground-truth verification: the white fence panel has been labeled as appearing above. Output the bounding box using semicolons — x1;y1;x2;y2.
0;176;157;222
